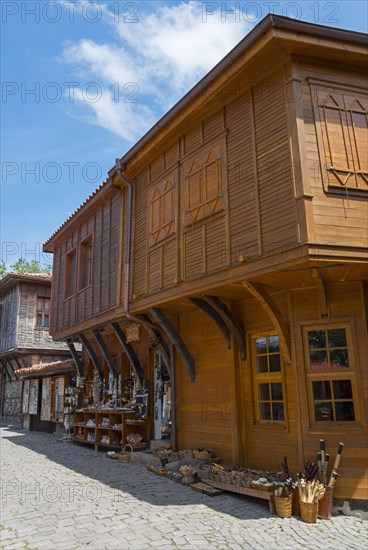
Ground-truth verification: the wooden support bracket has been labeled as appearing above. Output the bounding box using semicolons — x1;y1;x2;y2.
92;329;118;378
0;359;12;382
311;268;329;318
201;295;246;360
188;297;232;350
78;333;104;382
242;281;291;366
149;307;195;382
111;322;144;386
137;314;171;376
66;340;84;377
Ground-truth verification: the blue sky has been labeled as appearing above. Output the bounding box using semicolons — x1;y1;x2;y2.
1;0;367;268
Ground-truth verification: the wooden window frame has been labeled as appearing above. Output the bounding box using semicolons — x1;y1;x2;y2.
35;296;50;330
302;322;362;429
64;247;77;299
250;332;287;427
78;235;93;291
310;79;368;197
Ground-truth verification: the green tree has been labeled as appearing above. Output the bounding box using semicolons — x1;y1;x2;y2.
0;259;6;279
10;258;52;274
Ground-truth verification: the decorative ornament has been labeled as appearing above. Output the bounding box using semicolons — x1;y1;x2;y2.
126;323;140;343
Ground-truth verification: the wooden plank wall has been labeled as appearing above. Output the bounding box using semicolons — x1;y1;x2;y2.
52;192;121;333
16;283;68;351
131;67;298;302
176;279;367;499
0;287;18;351
299;60;368;250
176;309;240;465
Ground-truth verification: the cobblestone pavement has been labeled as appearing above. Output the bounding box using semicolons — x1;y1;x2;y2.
1;426;367;550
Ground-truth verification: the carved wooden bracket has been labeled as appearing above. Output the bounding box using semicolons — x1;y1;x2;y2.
78;333;104;382
137;314;171;376
188;297;232;350
242;281;291;366
0;358;12;382
149;307;195;382
92;329;119;378
66;340;84;377
111;322;144;386
311;268;329;318
201;295;246;360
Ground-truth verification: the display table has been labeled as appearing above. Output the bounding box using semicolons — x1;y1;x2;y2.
204;479;275;512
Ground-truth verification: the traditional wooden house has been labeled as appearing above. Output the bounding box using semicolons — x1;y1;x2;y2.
0;273;75;431
44;15;367;501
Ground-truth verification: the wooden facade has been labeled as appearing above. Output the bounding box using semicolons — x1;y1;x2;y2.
44;16;367;500
0;273;72;426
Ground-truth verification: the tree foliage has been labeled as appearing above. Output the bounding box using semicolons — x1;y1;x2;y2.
0;258;52;278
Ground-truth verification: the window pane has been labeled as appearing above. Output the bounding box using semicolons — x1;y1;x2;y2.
313;381;332;400
309;350;328;370
269;354;281;372
36;314;42;327
271;383;283;400
258;384;270;401
333;380;353;399
308;330;326;349
44;299;50;312
256;337;267;354
272;403;284;421
335;401;355;421
256;355;268;373
329;349;349;369
314;402;334;421
44;315;50;328
260;402;271;420
268;335;279;353
327;328;347;348
37;299;44;311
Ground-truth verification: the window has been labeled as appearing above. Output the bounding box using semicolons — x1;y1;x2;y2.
35;297;50;329
252;334;285;423
148;175;176;247
312;84;368;192
304;325;357;423
183;144;224;226
79;236;93;290
65;249;77;298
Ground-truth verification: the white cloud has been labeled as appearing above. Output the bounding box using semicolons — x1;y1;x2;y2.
61;1;251;142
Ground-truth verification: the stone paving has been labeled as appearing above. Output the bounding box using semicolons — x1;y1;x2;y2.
0;426;367;550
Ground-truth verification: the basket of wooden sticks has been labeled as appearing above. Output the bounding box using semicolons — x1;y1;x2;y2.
274;486;293;518
298;479;325;523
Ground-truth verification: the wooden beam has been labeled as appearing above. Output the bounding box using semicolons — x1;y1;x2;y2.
149;308;195;382
78;334;103;382
201;295;246;360
92;329;118;378
311;268;329;318
66;340;84;377
137;314;171;376
242;281;291;366
0;359;11;382
11;354;22;379
188;297;231;350
111;322;144;386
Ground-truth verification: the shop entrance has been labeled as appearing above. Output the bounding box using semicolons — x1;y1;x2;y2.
152;349;171;441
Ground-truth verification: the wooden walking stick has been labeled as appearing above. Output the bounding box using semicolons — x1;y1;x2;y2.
328;471;339;488
320;439;325;476
317;452;322;474
332;442;344;473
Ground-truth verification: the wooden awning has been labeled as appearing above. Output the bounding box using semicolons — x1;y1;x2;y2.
16;360;76;378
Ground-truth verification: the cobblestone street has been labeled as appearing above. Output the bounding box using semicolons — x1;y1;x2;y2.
0;426;367;550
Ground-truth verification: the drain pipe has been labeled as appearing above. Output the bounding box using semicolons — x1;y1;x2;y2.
110;160;162;335
113;159;133;314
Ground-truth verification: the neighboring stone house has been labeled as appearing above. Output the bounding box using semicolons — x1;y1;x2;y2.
0;273;72;427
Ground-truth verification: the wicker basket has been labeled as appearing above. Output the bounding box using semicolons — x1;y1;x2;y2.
193;450;214;460
292;487;300;517
181;474;195;486
300;501;319;523
117;444;133;463
274;495;293;518
318;487;334;520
